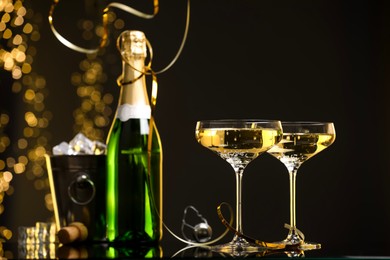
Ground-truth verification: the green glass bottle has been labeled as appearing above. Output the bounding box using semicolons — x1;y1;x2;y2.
105;30;162;245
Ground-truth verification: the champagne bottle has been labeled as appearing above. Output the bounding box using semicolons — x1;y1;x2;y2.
105;30;162;245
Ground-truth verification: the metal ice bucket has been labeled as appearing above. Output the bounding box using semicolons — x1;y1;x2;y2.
45;154;106;243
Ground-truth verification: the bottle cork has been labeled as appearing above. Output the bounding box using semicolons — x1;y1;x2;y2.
57;222;88;244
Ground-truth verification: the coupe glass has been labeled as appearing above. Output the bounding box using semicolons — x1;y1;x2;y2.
267;121;336;250
195;119;283;255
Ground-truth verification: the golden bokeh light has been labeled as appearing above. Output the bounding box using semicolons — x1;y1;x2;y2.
0;0;54;242
17;138;28;149
3;28;12;39
11;65;22;79
0;0;130;243
44;193;53;211
22;22;32;33
18;155;28;164
13;15;23;26
0;21;5;31
13;163;25;174
5;158;15;169
2;228;12;240
3;172;12;183
1;13;11;23
72;54;113;141
16;6;26;16
25;111;38;127
4;3;14;13
0;161;5;171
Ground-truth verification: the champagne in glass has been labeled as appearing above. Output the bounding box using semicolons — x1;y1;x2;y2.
267;121;336;250
195;119;283;255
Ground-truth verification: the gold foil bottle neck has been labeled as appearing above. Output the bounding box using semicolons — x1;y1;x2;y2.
120;30;147;58
117;29;150;108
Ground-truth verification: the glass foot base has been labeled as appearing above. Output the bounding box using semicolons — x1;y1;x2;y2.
210;236;266;257
274;236;321;251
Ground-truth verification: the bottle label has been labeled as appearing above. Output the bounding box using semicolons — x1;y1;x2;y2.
117;104;151;121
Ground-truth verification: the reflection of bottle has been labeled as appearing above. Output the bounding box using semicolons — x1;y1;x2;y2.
105;30;162;244
56;244;162;259
56;243;108;259
107;245;162;258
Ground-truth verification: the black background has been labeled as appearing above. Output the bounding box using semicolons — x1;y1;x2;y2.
2;0;390;257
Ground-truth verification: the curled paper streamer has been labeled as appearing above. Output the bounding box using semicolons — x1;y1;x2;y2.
216;202;286;250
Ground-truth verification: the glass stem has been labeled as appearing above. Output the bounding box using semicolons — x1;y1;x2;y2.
235;168;244;234
289;169;297;234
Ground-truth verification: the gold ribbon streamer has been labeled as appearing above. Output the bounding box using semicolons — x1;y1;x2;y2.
216;202;286;250
48;0;190;75
147;70;163;239
48;0;159;54
110;0;190;76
